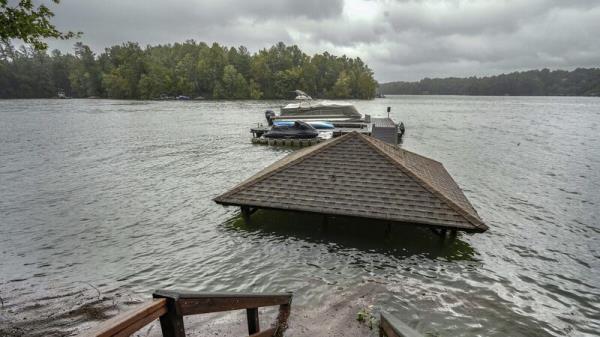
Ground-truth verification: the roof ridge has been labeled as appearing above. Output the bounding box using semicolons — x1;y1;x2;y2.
356;134;487;231
213;133;356;203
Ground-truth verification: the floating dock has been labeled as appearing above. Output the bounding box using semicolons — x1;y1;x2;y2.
251;137;323;147
251;117;404;147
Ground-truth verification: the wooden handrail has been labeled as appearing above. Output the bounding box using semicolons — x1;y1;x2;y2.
83;298;167;337
153;290;292;337
81;290;293;337
153;290;293;315
379;311;423;337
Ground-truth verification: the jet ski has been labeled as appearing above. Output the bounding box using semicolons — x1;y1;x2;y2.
272;120;334;129
263;121;319;139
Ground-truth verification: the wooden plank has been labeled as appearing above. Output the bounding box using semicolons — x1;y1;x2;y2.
83;298;167;337
153;290;292;316
379;311;423;337
246;307;260;334
248;327;276;337
177;295;291;315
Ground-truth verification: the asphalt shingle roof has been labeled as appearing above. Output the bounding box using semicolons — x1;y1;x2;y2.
214;132;487;232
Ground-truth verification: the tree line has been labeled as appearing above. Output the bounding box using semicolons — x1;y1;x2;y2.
0;40;378;99
379;68;600;96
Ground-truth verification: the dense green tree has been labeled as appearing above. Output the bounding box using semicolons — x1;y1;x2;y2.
248;79;263;99
331;71;352;98
69;42;101;97
0;40;379;99
220;65;248;98
197;43;227;96
0;0;79;50
101;42;145;98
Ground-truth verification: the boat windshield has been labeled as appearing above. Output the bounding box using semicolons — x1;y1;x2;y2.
281;101;361;118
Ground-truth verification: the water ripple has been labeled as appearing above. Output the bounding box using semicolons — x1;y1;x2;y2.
1;97;599;336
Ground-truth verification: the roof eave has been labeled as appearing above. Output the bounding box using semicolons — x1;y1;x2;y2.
214;200;485;233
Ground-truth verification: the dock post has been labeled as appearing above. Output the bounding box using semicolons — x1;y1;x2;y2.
246;307;260;334
384;223;392;238
440;228;448;243
449;229;457;241
321;215;329;232
241;206;251;224
153;293;186;337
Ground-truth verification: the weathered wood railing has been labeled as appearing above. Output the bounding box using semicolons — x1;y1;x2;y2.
82;290;293;337
379;311;423;337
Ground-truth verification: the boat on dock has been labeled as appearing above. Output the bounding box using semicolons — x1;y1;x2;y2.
272;120;334;129
275;101;363;122
253;108;404;146
263;121;319;139
251;91;405;146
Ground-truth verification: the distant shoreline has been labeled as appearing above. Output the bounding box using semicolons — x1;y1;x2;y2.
379;67;600;97
1;94;597;100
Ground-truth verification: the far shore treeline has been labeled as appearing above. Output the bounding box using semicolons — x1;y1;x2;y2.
0;41;377;99
380;68;600;97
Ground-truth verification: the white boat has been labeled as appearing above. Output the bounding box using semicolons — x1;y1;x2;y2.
275;101;363;122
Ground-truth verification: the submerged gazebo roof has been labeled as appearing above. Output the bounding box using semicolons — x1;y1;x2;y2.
214;132;487;232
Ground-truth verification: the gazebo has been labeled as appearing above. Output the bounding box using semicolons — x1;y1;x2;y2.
215;132;487;233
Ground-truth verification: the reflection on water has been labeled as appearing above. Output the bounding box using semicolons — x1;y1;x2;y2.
0;97;599;337
225;209;476;261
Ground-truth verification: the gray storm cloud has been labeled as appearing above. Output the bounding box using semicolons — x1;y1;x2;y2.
46;0;600;82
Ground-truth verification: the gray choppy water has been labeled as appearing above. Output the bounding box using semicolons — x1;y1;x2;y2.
1;96;599;336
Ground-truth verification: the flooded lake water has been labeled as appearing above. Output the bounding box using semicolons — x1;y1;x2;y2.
1;96;599;336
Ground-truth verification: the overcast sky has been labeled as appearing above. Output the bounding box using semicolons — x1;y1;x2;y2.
45;0;600;82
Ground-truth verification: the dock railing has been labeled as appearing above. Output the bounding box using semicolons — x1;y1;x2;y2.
82;290;293;337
